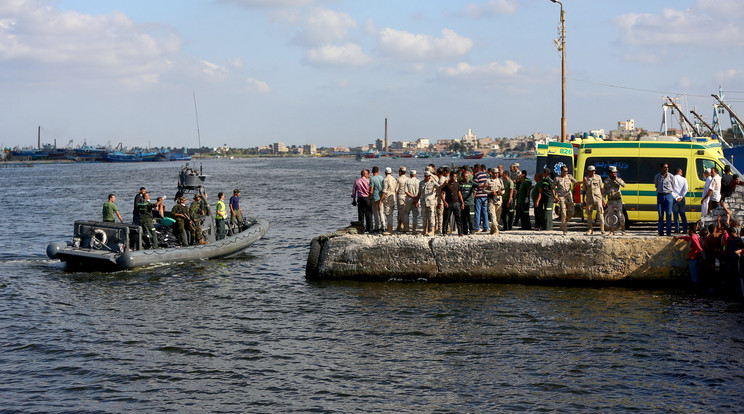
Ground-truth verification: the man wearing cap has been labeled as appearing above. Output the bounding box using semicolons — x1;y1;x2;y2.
403;170;420;233
554;165;577;235
190;194;207;245
369;166;384;232
396;167;409;231
582;165;605;235
500;171;515;231
381;167;398;234
604;166;626;235
485;168;505;235
171;196;191;246
435;167;448;233
229;189;242;235
418;171;441;236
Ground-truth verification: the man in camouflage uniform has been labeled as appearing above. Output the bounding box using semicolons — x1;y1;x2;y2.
485;168;505;235
189;194;208;245
381;167;398;234
418;171;441;236
403;170;420;233
554;165;578;235
171;196;191;246
582;165;605;235
603;165;626;235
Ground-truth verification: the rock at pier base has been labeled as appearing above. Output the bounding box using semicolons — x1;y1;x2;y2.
306;232;690;284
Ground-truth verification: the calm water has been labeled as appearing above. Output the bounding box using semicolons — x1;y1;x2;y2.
1;158;744;413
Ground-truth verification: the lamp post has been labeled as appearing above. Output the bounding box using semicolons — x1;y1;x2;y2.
551;0;566;143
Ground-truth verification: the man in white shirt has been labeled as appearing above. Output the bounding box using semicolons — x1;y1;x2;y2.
701;169;712;216
671;167;688;233
705;166;722;212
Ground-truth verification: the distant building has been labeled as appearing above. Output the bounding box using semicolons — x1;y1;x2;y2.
618;119;635;131
416;138;430;149
272;142;288;153
303;144;317;155
462;129;478;148
334;146;350;153
609;119;639;140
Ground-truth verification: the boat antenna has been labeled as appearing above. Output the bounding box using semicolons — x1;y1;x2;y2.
193;92;201;149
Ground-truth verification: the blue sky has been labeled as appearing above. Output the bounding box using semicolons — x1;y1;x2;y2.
1;0;743;149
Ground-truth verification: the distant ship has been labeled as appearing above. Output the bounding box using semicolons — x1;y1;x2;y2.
463;151;485;159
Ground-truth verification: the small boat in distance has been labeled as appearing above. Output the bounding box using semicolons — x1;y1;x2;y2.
463;151;485;159
363;150;381;158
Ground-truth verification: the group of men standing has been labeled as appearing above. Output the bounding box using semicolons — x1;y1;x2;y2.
101;187;245;248
352;163;543;236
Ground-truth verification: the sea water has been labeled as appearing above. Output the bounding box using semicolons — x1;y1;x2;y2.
1;158;743;412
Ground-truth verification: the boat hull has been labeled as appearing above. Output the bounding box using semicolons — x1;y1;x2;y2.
48;218;269;271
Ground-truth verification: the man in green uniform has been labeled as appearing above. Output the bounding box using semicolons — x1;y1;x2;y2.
171;196;191;246
535;168;556;231
459;170;476;235
500;173;514;231
516;171;532;230
102;194;123;223
190;194;207;245
215;192;227;240
532;173;543;230
137;192;158;249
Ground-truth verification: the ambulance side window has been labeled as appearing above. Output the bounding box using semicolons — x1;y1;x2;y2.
696;159;721;180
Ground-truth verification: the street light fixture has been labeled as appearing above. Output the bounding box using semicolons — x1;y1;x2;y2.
550;0;567;143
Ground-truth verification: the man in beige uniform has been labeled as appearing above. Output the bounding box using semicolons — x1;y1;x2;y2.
381;167;398;234
418;171;441;236
554;165;578;235
582;165;605;235
485;168;505;235
435;168;448;233
603;165;626;235
403;170;420;232
396;167;409;231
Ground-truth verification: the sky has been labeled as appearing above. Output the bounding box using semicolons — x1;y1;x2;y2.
1;0;744;149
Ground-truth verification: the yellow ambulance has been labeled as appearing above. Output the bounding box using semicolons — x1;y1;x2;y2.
570;137;739;227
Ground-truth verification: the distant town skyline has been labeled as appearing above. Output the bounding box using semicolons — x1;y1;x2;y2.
1;0;743;149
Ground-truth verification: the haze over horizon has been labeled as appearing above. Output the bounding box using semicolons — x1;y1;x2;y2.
2;0;743;149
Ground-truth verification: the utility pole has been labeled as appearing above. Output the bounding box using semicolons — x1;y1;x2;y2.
550;0;566;143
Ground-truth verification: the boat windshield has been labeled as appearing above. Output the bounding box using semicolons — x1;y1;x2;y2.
719;157;742;176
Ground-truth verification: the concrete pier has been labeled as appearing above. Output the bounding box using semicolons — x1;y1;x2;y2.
306;230;690;284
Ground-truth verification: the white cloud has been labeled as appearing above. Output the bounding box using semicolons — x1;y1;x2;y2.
378;28;473;62
440;61;521;79
613;1;744;47
246;77;271;93
458;0;518;18
0;0;180;85
200;60;228;77
292;8;357;47
216;0;322;9
714;69;743;84
303;42;373;66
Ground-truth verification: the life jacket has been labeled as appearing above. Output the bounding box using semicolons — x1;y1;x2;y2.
216;200;227;219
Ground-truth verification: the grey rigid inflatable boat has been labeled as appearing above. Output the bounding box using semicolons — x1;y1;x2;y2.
47;164;269;271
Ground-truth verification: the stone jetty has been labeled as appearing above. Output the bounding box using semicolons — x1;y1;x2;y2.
306;230;690;284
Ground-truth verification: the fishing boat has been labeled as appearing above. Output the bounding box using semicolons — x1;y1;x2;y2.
463;151;485;159
103;151;159;162
363;150;381;158
47;164;269;271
